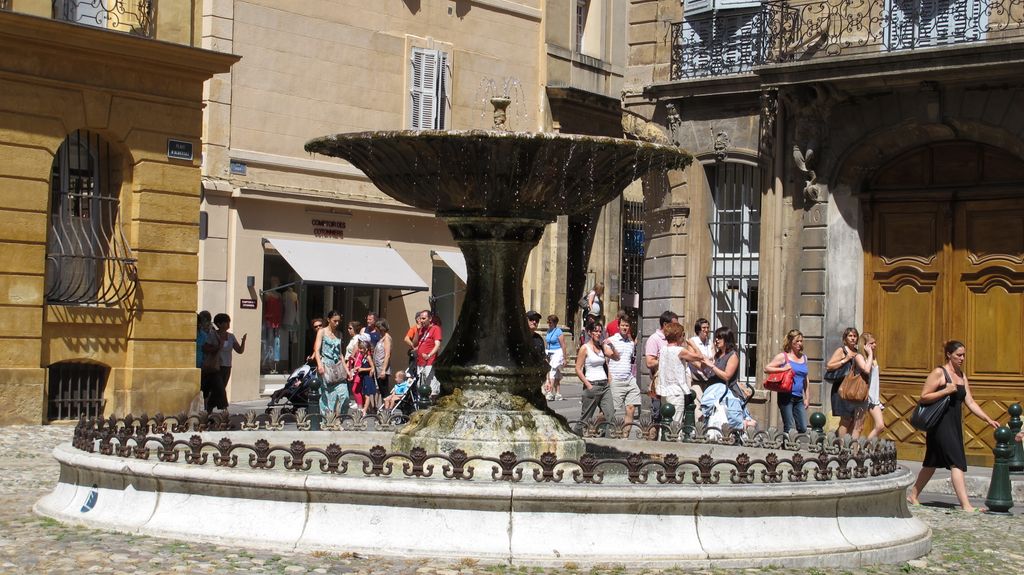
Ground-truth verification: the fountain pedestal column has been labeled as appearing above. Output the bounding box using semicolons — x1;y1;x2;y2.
391;216;585;459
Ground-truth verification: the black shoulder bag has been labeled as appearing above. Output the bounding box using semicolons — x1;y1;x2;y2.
909;368;952;431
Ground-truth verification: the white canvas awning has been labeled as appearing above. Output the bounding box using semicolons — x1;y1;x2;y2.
266;238;428;291
433;249;467;283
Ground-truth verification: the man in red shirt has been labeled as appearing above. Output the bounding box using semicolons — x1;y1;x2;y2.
606;309;629;338
413;310;442;399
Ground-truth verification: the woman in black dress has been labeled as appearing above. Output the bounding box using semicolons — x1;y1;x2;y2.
907;340;998;512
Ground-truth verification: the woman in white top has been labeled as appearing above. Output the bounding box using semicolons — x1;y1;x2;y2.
575;322;614;427
860;332;887;440
586;282;604;318
657;323;704;425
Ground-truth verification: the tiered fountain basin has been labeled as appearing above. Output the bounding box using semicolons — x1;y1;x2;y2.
35;416;931;568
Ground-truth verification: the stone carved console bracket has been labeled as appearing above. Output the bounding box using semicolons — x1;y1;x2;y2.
782;83;846;207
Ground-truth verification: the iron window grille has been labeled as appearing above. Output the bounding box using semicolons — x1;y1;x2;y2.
706;162;762;383
52;0;155;37
47;362;108;420
621;200;645;305
46;130;137;306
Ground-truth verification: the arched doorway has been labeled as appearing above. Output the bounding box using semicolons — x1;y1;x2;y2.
863;141;1024;465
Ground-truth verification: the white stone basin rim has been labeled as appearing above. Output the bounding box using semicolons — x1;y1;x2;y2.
37;444;931;568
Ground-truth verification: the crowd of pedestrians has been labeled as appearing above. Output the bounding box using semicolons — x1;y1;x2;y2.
308;309;443;417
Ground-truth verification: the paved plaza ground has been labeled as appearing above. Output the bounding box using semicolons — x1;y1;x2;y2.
2;423;1022;575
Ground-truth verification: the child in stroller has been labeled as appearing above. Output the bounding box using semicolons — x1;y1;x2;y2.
265;359;317;414
381;370;410;411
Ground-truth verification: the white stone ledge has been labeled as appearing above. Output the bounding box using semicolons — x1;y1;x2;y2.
36;443;931;568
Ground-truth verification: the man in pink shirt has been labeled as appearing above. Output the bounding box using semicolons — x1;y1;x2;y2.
644;310;679;423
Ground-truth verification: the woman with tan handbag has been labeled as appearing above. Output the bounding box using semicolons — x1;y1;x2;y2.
825;327;871;437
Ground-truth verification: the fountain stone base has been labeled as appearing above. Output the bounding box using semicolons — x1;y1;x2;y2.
392;387;585;460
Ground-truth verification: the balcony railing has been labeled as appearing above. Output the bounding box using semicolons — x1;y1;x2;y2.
52;0;154;37
672;0;1024;80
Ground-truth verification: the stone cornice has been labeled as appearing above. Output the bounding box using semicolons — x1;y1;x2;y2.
756;38;1024;89
0;10;238;80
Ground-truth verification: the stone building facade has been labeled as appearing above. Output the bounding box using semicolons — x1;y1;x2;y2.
0;1;236;424
627;0;1024;464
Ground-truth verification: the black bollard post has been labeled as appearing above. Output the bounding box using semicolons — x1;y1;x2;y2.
683;392;696;440
809;412;827;446
660;403;676;441
1006;403;1024;475
307;377;321;431
984;426;1015;515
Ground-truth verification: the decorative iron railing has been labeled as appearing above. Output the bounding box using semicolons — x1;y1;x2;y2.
71;414;901;485
672;0;1024;80
45;130;137;306
51;0;154;37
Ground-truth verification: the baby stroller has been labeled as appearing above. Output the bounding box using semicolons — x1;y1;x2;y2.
265;360;316;414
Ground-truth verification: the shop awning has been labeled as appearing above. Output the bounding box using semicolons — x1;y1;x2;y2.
266;237;428;291
433;249;467;283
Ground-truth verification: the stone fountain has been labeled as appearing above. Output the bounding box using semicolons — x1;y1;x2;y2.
34;99;931;568
304;100;690;460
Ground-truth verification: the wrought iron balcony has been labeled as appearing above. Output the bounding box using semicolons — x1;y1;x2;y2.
672;0;1024;80
51;0;154;37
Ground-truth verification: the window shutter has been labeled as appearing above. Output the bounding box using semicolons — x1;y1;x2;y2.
437;50;449;130
884;0;918;50
70;0;109;28
410;48;440;130
684;0;714;16
715;0;761;9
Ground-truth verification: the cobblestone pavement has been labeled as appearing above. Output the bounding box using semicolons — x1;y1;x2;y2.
2;425;1021;575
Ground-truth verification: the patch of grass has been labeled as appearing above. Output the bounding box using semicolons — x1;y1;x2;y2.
37;517;60;528
455;557;481;568
563;562;579;571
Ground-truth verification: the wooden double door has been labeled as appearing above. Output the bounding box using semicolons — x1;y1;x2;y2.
864;143;1024;465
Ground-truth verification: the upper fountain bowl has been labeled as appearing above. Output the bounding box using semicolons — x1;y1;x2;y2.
305;130;691;220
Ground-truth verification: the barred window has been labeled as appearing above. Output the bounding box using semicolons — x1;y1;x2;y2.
46;131;136;305
621;200;645;302
706;162;761;382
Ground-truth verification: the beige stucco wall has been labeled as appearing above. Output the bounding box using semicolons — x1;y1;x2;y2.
0;11;235;424
217;197;457;402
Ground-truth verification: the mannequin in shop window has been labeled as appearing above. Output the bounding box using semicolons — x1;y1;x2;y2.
282;282;299;370
262;276;283;373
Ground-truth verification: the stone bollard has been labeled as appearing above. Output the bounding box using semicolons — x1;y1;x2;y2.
809;412;827;446
1007;403;1024;474
307;377;322;431
984;426;1015;515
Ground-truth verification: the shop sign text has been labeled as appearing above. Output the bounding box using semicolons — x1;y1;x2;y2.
312;218;346;239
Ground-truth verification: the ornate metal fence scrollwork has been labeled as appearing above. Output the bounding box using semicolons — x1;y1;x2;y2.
51;0;155;38
70;415;900;486
672;0;1024;80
